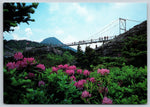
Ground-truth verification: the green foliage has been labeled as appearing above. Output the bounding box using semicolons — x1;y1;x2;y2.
37;51;75;68
107;65;147;104
121;34;147;67
3;3;39;32
96;57;127;69
76;45;98;70
4;68;31;104
45;69;82;104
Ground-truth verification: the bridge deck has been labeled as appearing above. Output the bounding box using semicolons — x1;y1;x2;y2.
52;36;115;47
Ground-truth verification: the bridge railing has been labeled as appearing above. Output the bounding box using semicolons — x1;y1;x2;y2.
52;36;116;48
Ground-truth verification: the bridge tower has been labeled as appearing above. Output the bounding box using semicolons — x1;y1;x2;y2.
119;18;126;34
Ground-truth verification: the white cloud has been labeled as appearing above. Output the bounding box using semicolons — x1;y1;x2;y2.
73;3;95;22
62;35;78;44
12;33;28;40
55;29;64;35
13;26;20;30
48;3;95;23
25;28;33;36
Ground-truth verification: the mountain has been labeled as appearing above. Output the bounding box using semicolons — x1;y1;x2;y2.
41;37;77;52
4;39;45;52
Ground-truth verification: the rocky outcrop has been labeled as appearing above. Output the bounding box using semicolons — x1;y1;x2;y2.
23;46;63;57
95;21;147;56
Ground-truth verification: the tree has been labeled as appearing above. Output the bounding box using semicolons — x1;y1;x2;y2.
76;45;84;68
84;46;98;70
3;3;39;32
121;34;147;67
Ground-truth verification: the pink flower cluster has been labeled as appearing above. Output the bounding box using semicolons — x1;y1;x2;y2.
102;96;113;104
6;62;16;70
67;65;76;70
97;69;110;75
89;77;96;83
83;70;90;76
52;67;59;72
77;69;82;74
28;72;35;78
52;64;69;73
81;90;91;98
38;80;45;87
36;64;45;71
70;76;76;81
66;70;75;75
14;52;23;60
6;52;46;71
74;79;86;89
23;57;36;65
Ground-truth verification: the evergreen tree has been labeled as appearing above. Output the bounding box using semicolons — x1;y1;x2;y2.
84;46;98;70
121;34;147;67
76;45;84;68
3;3;39;32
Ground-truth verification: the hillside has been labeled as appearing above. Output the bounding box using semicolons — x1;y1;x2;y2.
4;39;45;52
95;20;147;67
95;20;147;56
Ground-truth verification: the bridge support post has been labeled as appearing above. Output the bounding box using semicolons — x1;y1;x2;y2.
119;18;126;34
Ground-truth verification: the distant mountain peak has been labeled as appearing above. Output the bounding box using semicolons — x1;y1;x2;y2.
41;37;77;52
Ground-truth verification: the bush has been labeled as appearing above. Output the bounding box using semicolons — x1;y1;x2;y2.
4;52;147;104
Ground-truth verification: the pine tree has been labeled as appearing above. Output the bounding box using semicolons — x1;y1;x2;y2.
3;3;39;32
76;45;84;68
121;34;147;67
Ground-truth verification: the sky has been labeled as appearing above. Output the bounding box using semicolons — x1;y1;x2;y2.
3;3;147;50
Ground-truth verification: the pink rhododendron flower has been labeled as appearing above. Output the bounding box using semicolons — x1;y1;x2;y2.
58;64;63;69
83;70;90;76
52;67;58;72
15;60;28;70
24;76;28;79
74;79;86;89
80;79;87;84
63;64;69;69
36;64;45;71
28;72;35;78
74;82;78;87
14;52;23;60
6;62;16;70
89;77;96;83
23;57;36;65
77;69;82;74
38;80;45;87
102;97;113;104
81;90;91;98
66;70;75;75
67;65;76;70
97;69;110;75
70;76;76;81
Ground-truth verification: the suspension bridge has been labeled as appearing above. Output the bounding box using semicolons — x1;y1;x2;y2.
52;18;141;48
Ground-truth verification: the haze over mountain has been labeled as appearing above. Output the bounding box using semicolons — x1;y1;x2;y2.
41;37;77;52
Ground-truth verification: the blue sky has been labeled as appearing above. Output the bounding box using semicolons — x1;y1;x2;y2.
3;3;147;50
